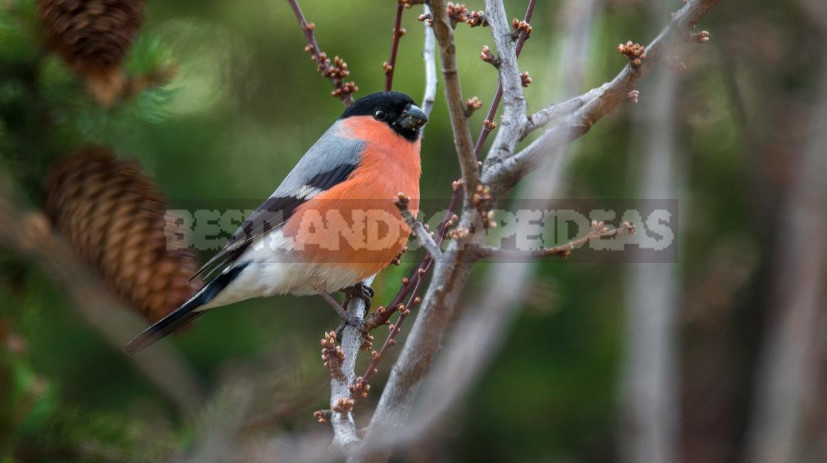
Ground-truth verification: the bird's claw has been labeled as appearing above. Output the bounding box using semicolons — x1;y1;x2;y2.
335;283;373;341
342;282;373;311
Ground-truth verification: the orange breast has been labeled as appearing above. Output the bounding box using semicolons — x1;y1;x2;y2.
283;116;421;281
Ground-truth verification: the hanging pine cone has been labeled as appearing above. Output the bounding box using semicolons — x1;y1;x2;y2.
44;147;202;323
37;0;148;106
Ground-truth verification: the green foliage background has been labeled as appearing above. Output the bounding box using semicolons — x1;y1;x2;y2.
1;0;821;461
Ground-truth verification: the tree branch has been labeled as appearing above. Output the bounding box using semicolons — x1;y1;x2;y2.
479;0;531;163
355;233;479;462
522;87;593;136
420;4;438;119
285;0;358;105
484;0;722;193
363;182;461;332
327;276;375;449
395;193;442;261
475;221;635;260
474;0;536;158
384;4;406;91
429;0;480;197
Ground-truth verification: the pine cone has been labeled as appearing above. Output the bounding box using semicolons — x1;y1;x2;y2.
44;147;202;323
37;0;147;105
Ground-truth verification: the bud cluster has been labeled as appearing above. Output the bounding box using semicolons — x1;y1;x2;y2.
472;184;496;230
320;331;345;370
349;376;371;399
332;397;355;414
433;3;488;28
465;96;483;116
313;409;332;424
520;71;532;87
512;18;532;37
479;45;500;67
617;41;646;69
302;34;358;100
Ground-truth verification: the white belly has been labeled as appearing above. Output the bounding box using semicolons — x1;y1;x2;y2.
200;229;362;310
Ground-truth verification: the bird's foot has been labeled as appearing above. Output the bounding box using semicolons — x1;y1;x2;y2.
343;282;374;311
334;283;374;341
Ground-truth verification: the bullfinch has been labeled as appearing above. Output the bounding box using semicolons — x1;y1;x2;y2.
126;91;427;354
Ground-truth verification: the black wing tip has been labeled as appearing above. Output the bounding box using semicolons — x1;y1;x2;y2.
124;309;205;355
124;263;248;355
124;320;176;355
124;334;152;355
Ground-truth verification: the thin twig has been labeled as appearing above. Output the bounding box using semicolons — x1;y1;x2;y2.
522;91;592;137
364;182;461;331
286;0;358;105
429;0;480;198
473;0;536;158
395;193;443;260
319;292;350;321
476;221;635;259
384;4;406;91
351;277;424;402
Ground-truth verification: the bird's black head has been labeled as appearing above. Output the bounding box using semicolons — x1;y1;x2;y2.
340;91;428;142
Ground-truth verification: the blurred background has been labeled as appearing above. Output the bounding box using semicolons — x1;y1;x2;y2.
2;0;826;461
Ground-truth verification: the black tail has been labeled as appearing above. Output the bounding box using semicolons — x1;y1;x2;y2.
125;264;247;354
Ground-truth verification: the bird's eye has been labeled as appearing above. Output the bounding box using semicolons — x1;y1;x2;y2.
373;109;387;121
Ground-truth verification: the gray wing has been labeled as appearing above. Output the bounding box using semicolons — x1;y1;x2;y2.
191;121;365;282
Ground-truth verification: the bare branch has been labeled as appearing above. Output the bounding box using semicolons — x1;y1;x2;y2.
522;85;595;135
318;186;462;448
428;0;480;197
376;0;601;446
485;0;723;192
480;0;531;162
355;245;478;462
286;0;358;105
420;4;437;118
475;221;635;260
384;4;406;91
395;193;442;260
352;276;426;405
320;292;351;321
327;275;375;449
473;0;536;157
363;182;461;332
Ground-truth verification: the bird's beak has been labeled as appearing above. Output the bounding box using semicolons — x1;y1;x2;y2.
397;104;428;131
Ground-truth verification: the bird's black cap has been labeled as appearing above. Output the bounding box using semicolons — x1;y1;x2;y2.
340;91;427;142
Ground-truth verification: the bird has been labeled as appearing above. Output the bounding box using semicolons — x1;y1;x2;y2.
125;91;427;354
